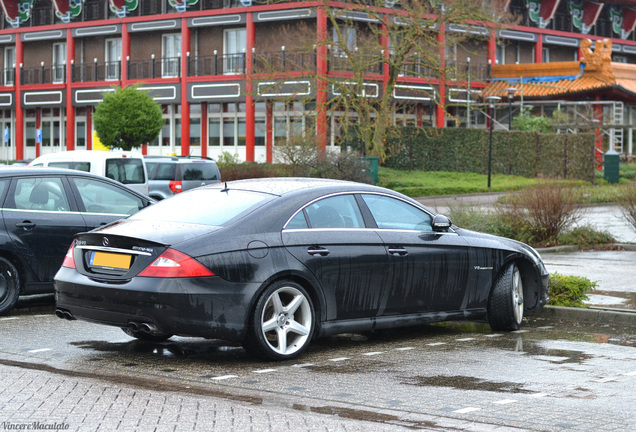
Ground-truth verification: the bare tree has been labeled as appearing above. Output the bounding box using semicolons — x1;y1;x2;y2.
254;0;511;159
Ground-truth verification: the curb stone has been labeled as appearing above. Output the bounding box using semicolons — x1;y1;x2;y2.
536;305;636;327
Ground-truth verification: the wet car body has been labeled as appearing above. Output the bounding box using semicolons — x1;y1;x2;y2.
54;178;549;360
0;167;154;315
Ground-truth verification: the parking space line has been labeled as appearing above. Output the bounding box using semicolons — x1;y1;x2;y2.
484;334;503;338
426;342;446;346
292;363;314;368
0;317;19;321
212;375;238;381
456;338;476;342
394;347;415;351
27;348;52;353
328;357;350;362
253;369;277;374
362;351;385;356
529;393;549;398
493;399;517;405
593;377;617;383
453;407;480;414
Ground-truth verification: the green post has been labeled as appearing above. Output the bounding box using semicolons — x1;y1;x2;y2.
363;157;379;184
603;150;619;183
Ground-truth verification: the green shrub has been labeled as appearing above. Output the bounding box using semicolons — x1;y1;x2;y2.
557;225;615;248
547;273;597;308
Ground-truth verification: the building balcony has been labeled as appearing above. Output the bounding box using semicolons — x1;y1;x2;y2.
3;51;489;87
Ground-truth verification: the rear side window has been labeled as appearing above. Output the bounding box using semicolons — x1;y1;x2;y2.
147;162;176;181
48;161;91;172
105;158;145;185
73;177;145;215
178;163;219;181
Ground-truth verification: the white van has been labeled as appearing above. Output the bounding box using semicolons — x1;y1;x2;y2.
29;150;149;195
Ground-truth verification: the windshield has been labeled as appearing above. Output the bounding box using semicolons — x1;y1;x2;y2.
129;188;274;226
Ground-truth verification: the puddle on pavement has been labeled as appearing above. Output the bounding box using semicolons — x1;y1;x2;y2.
69;339;248;365
587;290;636;310
292;405;442;430
306;359;392;375
402;375;534;394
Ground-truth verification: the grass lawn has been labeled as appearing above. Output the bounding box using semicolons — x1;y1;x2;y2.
379;164;636;204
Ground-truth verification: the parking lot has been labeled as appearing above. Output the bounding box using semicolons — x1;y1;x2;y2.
1;307;635;431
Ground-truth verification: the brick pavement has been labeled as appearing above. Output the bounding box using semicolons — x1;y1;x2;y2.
1;361;521;432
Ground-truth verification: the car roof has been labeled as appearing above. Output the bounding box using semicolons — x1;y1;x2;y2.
145;156;216;163
212;177;384;197
30;150;144;163
0;166;125;179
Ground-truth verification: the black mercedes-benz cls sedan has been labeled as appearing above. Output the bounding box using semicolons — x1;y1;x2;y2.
54;178;549;360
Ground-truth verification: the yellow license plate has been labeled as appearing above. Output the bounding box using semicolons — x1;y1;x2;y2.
90;251;131;269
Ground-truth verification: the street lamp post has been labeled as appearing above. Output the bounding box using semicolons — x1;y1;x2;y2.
485;96;501;189
506;87;518;131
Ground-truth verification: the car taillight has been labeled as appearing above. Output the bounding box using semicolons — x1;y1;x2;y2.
169;181;183;193
62;241;76;269
138;249;214;278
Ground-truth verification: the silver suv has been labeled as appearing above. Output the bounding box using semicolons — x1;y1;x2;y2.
145;156;222;200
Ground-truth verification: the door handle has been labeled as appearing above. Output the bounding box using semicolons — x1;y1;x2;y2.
16;221;36;230
308;247;329;257
388;247;408;256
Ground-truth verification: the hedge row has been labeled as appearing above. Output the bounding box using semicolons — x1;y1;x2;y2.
382;127;596;181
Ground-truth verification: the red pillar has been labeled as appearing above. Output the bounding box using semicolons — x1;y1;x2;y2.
266;100;273;163
201;102;208;158
86;107;92;150
35;109;41;157
66;28;75;151
316;7;328;152
122;23;130;86
487;29;497;65
245;12;255;162
15;36;23;160
180;19;191;156
435;22;446;128
535;34;543;63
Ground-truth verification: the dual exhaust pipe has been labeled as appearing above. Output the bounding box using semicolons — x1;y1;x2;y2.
55;309;75;321
56;309;159;335
128;321;159;334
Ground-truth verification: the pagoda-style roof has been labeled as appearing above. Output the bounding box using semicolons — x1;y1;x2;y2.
482;39;636;100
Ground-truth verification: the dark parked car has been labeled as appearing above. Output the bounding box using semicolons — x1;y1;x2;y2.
0;167;154;315
144;155;221;200
54;178;549;360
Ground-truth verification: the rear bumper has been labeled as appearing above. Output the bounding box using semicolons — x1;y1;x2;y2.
54;267;260;342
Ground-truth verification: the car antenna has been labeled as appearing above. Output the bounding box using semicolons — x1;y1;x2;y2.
221;182;229;192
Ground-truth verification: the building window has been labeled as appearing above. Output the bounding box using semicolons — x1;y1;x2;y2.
4;47;15;86
333;27;357;58
105;39;122;80
614;55;628;63
542;47;550;62
223;29;246;74
53;43;66;83
496;43;505;65
162;34;181;78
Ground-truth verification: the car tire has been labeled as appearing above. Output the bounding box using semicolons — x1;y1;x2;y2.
245;281;315;361
0;257;20;316
121;327;173;342
488;263;524;331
